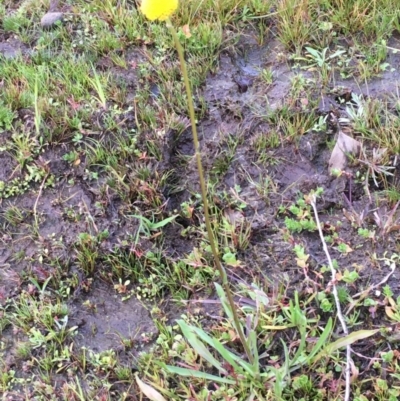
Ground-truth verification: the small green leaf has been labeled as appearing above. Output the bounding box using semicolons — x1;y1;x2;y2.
222;251;241;266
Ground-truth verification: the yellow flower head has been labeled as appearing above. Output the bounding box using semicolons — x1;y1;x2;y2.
140;0;178;21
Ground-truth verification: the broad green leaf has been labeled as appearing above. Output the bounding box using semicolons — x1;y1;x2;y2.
214;283;248;355
290;326;306;367
178;320;227;374
188;324;246;373
305;47;320;59
313;329;379;362
215;283;235;322
270;366;285;398
307;318;333;362
163;365;236;384
248;330;260;375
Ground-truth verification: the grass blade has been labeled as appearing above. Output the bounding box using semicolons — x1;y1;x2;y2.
189;324;243;371
215;283;235;322
150;214;179;230
190;323;255;375
248;329;260;375
307;318;333;361
313;329;379;363
163;365;236;384
178;320;228;374
89;63;107;109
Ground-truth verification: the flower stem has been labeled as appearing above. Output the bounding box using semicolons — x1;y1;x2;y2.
167;20;253;364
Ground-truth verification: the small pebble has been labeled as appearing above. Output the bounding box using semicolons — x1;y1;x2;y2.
41;12;64;28
0;43;21;59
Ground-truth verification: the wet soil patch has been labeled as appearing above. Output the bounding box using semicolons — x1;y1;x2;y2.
70;280;157;355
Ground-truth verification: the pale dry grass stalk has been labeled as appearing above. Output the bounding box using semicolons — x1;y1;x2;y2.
310;194;351;401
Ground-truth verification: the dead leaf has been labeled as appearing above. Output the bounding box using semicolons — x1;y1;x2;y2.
182;24;191;38
386;225;400;234
296;258;308;268
385;306;395;319
329;131;361;172
296;253;309;268
388;296;397;308
135;374;167;401
350;359;359;383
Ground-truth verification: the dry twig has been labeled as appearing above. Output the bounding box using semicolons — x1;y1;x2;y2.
310;194;351;401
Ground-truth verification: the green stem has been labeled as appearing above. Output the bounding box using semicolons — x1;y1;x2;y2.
167;20;253;364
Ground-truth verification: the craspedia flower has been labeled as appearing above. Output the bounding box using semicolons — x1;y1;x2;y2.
140;0;178;21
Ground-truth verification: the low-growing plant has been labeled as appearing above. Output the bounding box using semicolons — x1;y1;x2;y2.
284;195;318;233
164;286;333;398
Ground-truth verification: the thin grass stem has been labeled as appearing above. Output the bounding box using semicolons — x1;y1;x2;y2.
167;19;253;364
